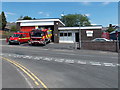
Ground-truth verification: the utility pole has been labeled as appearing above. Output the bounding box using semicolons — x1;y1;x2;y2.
78;22;81;49
116;31;119;52
79;27;82;49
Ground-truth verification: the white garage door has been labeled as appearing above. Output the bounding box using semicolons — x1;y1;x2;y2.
59;31;75;43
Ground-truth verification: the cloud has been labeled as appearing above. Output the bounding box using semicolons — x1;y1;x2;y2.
81;2;91;5
85;14;91;17
46;14;50;17
5;12;15;15
38;11;50;17
102;2;110;5
38;12;43;14
4;12;15;17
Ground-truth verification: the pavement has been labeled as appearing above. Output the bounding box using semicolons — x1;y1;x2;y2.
0;38;6;40
1;40;119;89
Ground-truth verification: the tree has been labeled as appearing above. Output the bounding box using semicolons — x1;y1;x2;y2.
22;16;32;20
17;16;32;20
10;25;18;32
33;18;36;20
1;11;7;30
17;16;23;20
0;14;2;29
106;27;115;33
61;14;91;27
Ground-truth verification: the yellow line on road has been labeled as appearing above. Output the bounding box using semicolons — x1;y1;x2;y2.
1;56;49;90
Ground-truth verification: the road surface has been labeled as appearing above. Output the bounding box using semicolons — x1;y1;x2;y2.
1;40;119;89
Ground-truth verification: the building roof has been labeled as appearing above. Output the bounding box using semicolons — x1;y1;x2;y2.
16;18;65;26
58;25;102;30
110;26;120;34
110;29;120;34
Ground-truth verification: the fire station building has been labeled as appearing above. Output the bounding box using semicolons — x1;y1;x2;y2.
16;18;102;43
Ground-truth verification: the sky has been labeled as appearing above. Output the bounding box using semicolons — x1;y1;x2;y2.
2;2;118;27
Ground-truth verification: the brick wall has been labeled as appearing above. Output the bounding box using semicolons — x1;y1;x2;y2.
81;41;118;52
81;29;102;41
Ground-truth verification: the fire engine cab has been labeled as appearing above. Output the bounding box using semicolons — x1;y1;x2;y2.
7;31;30;45
28;29;52;45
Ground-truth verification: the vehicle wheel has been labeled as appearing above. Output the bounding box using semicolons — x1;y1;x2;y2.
49;39;52;43
31;43;34;46
43;42;46;46
18;42;20;45
8;42;11;45
28;41;31;45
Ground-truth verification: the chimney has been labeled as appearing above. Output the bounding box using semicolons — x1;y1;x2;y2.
109;24;112;27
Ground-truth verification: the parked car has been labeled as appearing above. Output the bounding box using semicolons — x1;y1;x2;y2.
91;38;112;42
6;31;30;45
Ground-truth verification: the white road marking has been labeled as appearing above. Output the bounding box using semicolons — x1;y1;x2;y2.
77;61;87;64
89;62;102;66
43;57;52;61
8;61;34;88
65;59;74;64
54;59;64;62
17;68;33;88
2;53;119;67
34;57;41;60
103;63;115;67
116;64;120;66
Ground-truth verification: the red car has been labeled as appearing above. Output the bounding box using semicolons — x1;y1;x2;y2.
7;31;30;45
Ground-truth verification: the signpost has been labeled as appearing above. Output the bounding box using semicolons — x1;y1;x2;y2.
116;31;119;52
79;28;81;49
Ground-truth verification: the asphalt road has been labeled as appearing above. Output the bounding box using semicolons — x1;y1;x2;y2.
1;40;119;89
2;60;30;88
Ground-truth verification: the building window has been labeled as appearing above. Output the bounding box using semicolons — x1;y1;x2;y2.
64;33;67;36
68;33;72;36
60;32;72;37
60;33;63;36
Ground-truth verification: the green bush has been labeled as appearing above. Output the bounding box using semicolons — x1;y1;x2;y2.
10;25;18;32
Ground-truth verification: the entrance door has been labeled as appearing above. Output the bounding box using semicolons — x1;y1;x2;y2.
75;32;79;42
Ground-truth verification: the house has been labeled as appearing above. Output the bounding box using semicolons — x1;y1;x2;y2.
109;27;120;40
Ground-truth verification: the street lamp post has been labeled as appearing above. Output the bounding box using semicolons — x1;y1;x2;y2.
79;27;82;49
116;31;119;52
78;22;81;49
78;21;87;49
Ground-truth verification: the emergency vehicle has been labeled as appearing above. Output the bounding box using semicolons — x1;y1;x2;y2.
28;29;52;45
7;31;30;45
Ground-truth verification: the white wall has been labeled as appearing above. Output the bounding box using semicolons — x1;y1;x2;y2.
20;21;54;26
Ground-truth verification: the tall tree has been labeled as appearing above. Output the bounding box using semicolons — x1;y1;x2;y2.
106;26;115;33
1;11;7;30
0;14;2;29
61;14;91;27
10;25;18;32
22;16;32;20
17;16;23;20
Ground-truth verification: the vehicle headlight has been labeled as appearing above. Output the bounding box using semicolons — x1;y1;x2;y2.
14;40;18;41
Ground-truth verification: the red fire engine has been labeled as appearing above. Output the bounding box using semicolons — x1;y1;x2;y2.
6;31;30;45
28;29;52;45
